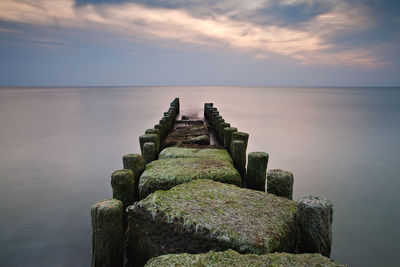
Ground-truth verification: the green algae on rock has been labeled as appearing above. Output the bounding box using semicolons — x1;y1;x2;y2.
127;179;298;266
139;156;240;199
158;147;233;163
144;249;346;267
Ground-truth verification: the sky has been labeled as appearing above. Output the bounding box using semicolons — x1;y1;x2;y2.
0;0;399;86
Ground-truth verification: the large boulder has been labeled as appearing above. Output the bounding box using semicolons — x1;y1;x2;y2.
145;249;346;267
158;147;233;161
139;148;240;199
127;179;298;266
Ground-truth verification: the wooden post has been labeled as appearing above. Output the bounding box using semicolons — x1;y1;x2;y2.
204;103;213;118
247;152;269;191
91;199;123;267
266;169;294;199
122;154;144;201
111;169;135;212
297;195;333;257
143;142;156;166
218;122;230;145
232;140;246;186
139;134;159;155
231;132;249;151
223;127;237;152
154;124;164;140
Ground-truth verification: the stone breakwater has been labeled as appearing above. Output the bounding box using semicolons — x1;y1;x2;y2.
91;98;344;267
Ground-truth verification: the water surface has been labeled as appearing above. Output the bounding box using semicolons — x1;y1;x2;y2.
0;86;399;266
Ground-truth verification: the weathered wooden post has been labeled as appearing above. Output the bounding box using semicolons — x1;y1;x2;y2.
163;113;173;130
223;127;237;152
111;169;135;212
231;132;249;151
218;122;230;145
207;106;216;117
211;110;219;128
154;124;164;140
139;133;159;155
204;103;213;118
122;154;144;201
145;129;160;150
143;142;156;166
207;107;217;123
215;115;223;131
266;169;294;199
232;140;246;186
159;118;169;136
172;97;179;113
215;117;224;141
247;152;269;191
91;199;123;267
297;195;333;257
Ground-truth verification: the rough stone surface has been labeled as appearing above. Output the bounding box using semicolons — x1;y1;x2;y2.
266;169;294;200
91;199;123;267
139;148;241;199
182;134;210;145
161;120;211;149
122;154;144;201
127;179;298;266
158;147;231;161
297;195;333;257
145;249;346;267
247;152;269;191
143;142;156;166
111;169;135;212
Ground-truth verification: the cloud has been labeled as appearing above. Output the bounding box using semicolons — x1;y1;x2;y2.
0;0;385;68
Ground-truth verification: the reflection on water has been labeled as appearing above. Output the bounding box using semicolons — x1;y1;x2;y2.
0;87;399;266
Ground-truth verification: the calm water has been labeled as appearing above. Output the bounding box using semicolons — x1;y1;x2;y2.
0;86;399;266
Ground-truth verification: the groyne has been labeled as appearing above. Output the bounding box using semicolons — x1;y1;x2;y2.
91;98;342;266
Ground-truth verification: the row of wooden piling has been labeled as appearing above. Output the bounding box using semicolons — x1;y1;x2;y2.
91;98;179;267
139;98;179;164
204;102;333;257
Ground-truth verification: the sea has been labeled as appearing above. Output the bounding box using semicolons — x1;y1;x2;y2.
0;86;399;266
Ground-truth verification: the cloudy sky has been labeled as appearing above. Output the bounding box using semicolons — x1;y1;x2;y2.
0;0;399;86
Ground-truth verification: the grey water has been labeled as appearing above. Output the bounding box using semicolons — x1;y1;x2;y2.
0;86;399;266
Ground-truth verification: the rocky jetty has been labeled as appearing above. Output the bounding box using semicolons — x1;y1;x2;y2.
91;98;342;267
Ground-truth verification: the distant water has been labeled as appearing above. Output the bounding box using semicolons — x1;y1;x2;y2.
0;86;399;267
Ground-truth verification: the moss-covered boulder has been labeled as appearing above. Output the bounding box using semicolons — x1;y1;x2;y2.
139;147;240;198
145;249;346;267
127;179;298;266
158;147;233;162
